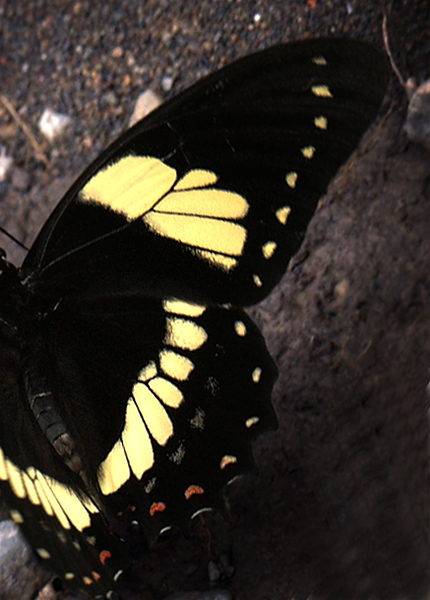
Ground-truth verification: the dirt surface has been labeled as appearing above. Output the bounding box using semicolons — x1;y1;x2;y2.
1;1;429;600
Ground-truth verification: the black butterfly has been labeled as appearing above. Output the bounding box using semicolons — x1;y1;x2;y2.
0;38;388;599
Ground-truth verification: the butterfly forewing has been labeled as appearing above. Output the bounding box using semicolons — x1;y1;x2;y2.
22;38;389;307
0;38;389;599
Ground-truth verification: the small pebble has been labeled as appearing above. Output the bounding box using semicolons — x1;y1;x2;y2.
38;108;72;142
129;89;163;127
102;91;118;106
0;146;13;181
112;45;124;58
161;75;174;92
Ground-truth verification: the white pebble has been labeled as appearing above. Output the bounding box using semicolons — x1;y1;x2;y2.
161;75;174;92
129;89;163;127
0;146;13;181
38;108;72;142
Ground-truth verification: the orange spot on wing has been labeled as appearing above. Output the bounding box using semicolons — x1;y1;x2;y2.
185;485;204;500
150;502;166;516
83;576;93;586
92;571;101;581
99;550;112;565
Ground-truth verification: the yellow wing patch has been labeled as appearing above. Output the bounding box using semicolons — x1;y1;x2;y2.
164;317;208;351
173;169;218;190
0;446;97;532
98;299;209;495
80;156;177;220
143;213;246;256
159;349;194;381
79;155;249;273
163;298;206;317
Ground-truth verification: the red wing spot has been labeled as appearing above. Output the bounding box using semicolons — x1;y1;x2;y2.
150;502;166;516
128;504;137;512
185;485;204;500
92;571;101;582
100;550;112;565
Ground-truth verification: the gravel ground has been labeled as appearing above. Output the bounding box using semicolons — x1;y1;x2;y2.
1;1;430;600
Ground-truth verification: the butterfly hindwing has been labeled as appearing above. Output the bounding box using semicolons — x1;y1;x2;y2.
28;295;277;541
0;290;277;591
0;447;125;599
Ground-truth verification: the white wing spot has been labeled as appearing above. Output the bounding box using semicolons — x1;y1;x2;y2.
246;416;260;428
252;367;262;383
36;548;51;560
312;55;328;66
253;274;263;287
9;509;24;524
220;455;238;469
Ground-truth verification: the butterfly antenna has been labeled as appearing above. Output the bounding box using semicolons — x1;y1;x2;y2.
0;225;28;251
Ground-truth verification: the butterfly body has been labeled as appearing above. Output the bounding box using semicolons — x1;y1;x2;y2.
0;38;389;598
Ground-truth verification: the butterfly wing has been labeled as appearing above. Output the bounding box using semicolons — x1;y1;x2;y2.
0;459;126;599
0;38;389;598
0;318;127;599
21;38;389;307
0;292;277;594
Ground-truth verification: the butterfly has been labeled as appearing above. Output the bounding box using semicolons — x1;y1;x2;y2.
0;38;389;599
